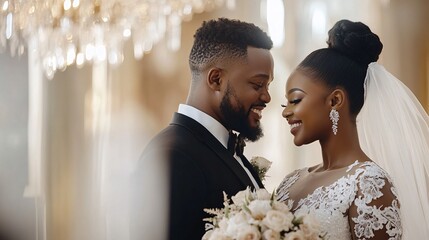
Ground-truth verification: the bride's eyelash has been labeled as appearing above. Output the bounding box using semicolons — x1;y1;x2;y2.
281;99;302;108
289;99;301;104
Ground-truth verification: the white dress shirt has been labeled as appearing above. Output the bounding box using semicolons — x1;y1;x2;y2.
178;104;260;189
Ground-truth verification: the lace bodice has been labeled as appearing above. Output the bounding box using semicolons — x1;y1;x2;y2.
276;161;402;240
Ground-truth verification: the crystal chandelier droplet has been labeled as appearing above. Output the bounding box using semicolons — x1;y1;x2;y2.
0;0;233;79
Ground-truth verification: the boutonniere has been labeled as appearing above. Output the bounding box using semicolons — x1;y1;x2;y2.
250;156;272;182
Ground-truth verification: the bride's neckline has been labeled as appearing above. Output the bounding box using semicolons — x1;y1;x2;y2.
306;160;369;174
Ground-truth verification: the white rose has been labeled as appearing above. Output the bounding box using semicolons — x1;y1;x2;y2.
207;229;232;240
251;156;272;169
261;210;294;232
271;201;291;214
262;229;281;240
236;225;261;240
300;215;321;239
231;188;251;206
255;188;272;200
226;212;250;237
218;217;229;231
247;216;262;226
285;230;305;240
248;200;272;220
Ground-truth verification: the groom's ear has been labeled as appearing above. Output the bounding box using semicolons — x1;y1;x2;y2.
328;88;346;109
207;67;223;91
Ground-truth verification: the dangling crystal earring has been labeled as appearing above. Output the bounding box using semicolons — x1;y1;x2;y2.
329;108;339;135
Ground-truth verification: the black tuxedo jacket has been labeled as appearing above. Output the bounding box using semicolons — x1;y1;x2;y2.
131;113;263;240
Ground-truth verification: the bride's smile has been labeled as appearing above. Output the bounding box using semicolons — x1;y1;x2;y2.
288;121;302;134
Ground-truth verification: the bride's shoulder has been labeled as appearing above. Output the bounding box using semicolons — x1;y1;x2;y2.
351;160;393;181
279;163;322;181
354;160;385;171
279;166;311;183
288;166;310;176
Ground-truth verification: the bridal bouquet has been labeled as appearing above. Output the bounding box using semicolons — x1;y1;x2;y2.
203;188;323;240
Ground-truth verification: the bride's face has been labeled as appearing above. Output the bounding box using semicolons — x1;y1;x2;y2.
282;69;332;146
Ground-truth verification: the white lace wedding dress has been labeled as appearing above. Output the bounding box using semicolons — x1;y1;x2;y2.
276;160;402;240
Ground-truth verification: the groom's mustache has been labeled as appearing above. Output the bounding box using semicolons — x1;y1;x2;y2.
250;103;267;109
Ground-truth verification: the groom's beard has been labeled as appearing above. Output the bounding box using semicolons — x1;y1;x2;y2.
220;85;263;142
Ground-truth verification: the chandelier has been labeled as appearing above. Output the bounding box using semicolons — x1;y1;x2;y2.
0;0;233;79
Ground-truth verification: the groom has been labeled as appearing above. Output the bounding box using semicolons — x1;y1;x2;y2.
131;18;274;240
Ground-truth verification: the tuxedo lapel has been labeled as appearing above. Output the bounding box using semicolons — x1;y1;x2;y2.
239;155;264;189
171;113;256;189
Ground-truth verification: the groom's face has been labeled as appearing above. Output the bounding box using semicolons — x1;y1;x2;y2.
219;47;274;141
220;84;262;141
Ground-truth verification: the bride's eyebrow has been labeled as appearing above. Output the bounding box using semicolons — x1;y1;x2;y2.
287;88;306;95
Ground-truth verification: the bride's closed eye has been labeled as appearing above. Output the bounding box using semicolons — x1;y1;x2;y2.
281;99;301;108
289;99;301;104
281;98;301;107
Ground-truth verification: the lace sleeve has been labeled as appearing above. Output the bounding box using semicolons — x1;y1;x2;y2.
349;165;402;240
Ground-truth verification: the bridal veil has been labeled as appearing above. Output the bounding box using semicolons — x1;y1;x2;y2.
357;62;429;239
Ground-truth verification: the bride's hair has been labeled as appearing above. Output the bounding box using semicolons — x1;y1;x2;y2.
297;19;383;116
327;19;383;65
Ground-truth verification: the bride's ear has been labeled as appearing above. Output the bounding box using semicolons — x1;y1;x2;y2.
328;88;346;109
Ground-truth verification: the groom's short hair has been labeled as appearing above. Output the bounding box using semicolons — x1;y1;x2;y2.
188;18;273;78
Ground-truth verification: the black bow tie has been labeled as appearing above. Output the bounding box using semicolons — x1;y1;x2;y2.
227;131;246;157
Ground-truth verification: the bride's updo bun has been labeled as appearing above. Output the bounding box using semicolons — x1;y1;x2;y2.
327;19;383;66
296;19;383;116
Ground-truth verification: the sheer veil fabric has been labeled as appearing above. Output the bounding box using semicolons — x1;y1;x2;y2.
357;62;429;239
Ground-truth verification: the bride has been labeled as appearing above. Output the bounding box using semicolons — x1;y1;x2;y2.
276;19;429;239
